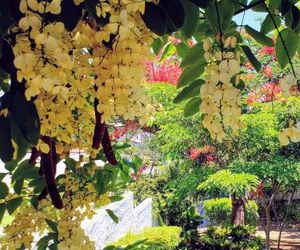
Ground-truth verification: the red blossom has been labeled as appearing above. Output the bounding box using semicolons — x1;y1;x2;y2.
189;146;216;164
262;66;273;79
144;59;182;85
259;46;275;55
247;82;282;105
113;120;140;140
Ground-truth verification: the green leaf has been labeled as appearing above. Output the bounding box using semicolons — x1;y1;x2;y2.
151;38;164;55
0;115;14;163
182;0;199;38
0;173;6;181
142;2;167;36
12;160;39;182
0;203;5;224
159;0;185;30
249;0;267;12
290;5;300;30
275;28;299;68
206;0;235;33
176;43;189;58
0;2;15;35
174;79;204;103
184;97;201;117
245;25;274;46
0;182;9;199
160;43;176;61
6;197;23;214
106;209;119;223
64;158;77;173
261;14;281;34
30;196;39;209
240;45;262;72
45;219;58;233
269;0;281;12
5;160;18;172
95;171;105;195
13;179;24;195
112;141;131;150
181;43;204;68
9;115;30;161
177;62;205;89
8;92;40;146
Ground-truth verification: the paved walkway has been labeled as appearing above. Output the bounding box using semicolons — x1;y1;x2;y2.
256;230;300;250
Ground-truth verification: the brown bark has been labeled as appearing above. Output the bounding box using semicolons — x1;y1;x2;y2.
231;197;245;225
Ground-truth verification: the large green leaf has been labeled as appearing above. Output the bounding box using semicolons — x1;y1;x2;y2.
261;14;281;34
142;2;167;36
206;0;235;33
159;0;185;30
184;97;201;117
177;62;205;89
176;43;189;58
182;0;199;38
0;182;9;199
275;28;299;68
0;203;5;224
245;25;274;46
180;43;204;68
173;79;204;103
8;92;40;146
240;45;262;72
6;197;23;215
106;209;119;223
151;38;164;55
0;115;14;163
13;179;24;195
12;160;39;182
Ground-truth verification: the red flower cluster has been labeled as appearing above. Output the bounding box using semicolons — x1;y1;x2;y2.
247;82;282;105
251;182;264;199
144;59;182;85
189;146;216;164
113;120;140;140
259;46;275;55
262;66;273;79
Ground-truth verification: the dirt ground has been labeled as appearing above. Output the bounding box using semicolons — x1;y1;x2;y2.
256;229;300;250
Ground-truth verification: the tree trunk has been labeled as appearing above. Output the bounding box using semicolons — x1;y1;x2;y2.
231;197;245;225
265;206;271;250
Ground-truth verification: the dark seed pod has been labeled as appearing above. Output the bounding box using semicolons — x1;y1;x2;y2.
102;127;118;165
29;147;40;166
41;136;63;209
92;98;106;149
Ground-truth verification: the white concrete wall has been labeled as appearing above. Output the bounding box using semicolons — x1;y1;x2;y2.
82;191;153;249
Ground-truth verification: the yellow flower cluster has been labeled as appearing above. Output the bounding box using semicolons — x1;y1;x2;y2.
278;121;300;146
200;37;243;142
1;205;46;250
13;0;154;156
1;158;114;249
280;67;300;98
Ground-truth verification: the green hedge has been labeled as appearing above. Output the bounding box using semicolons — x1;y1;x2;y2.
203;198;258;226
198;225;264;250
105;226;182;250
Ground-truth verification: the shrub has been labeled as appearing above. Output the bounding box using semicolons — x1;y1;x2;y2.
198;225;264;250
106;226;182;250
203;198;258;226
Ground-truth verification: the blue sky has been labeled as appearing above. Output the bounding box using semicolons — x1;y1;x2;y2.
233;10;267;30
